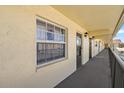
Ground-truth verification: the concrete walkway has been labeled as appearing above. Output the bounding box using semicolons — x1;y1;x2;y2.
55;49;112;88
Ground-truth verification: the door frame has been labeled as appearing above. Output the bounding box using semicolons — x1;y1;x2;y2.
89;38;92;59
76;32;82;69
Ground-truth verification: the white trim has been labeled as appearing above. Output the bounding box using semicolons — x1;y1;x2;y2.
36;15;68;68
36;15;66;29
36;57;67;69
37;40;66;44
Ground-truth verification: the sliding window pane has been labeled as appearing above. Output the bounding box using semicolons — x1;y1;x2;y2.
55;27;60;33
47;23;54;41
36;20;46;40
51;44;55;60
62;44;65;57
55;27;60;41
37;43;46;65
36;18;67;66
60;44;65;57
59;29;65;42
46;43;54;61
57;44;60;57
53;44;59;59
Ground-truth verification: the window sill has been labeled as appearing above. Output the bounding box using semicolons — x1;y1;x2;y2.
37;40;66;44
36;57;67;70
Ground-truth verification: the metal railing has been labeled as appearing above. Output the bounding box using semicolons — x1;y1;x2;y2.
109;48;124;88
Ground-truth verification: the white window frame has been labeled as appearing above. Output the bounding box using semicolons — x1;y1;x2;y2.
36;16;68;68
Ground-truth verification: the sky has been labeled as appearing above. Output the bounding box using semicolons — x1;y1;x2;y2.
114;24;124;43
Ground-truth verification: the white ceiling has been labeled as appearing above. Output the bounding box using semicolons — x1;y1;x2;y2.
52;5;124;43
52;5;123;33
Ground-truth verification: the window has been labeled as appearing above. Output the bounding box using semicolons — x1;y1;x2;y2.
36;17;67;66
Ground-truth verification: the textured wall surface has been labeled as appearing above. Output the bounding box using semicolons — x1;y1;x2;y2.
0;6;91;87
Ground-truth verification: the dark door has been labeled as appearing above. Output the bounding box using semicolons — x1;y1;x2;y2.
98;41;101;52
89;38;92;59
76;33;82;69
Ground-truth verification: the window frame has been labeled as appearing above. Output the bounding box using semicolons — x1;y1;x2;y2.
36;16;68;69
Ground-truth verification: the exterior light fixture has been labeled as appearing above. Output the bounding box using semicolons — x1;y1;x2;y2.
92;36;95;39
84;32;88;37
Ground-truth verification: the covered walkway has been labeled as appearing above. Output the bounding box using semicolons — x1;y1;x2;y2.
55;49;112;88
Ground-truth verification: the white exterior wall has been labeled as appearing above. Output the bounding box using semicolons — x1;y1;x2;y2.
0;6;90;88
82;35;89;64
93;39;105;56
0;6;106;88
91;39;95;58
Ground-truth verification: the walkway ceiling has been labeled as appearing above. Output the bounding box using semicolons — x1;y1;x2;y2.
52;5;124;43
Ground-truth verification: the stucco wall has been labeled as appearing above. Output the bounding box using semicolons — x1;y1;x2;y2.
91;39;95;57
0;6;89;87
93;39;105;56
82;35;89;64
